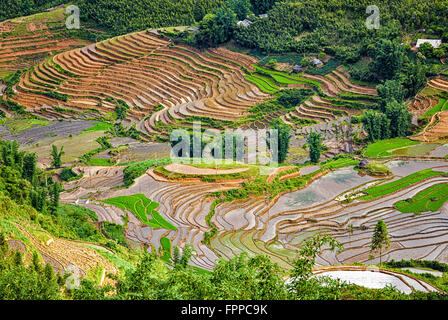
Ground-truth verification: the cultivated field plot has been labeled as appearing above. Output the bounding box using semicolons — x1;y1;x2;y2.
22;129;106;165
0;8;90;79
246;65;378;130
9;30;268;133
0;119;95;145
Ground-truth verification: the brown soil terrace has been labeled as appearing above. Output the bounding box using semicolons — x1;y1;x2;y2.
163;163;250;175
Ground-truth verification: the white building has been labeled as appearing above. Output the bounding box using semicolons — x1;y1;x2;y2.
237;19;253;27
416;39;442;48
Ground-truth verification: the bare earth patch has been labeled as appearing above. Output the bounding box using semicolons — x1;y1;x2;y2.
164;163;250;175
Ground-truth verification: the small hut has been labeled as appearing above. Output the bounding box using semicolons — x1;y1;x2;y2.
358;159;369;169
292;65;303;73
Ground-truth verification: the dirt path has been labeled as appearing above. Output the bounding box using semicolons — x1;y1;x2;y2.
164;163;250;175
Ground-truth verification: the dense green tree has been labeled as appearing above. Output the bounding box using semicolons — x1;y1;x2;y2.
384;100;412;138
269;119;291;163
362;110;391;142
173;246;181;266
370;219;390;265
1;140;24;170
22;153;37;182
418;42;436;58
307;131;323;163
288;233;344;299
226;0;252;20
77;0;224;36
196;6;236;47
249;0;279;15
373;39;405;80
178;243;194;269
50;145;64;168
400;59;427;97
49;182;62;215
376;80;405;110
30;188;47;212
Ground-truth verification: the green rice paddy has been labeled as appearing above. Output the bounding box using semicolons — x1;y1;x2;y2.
360;169;448;201
424;99;448;117
364;138;421;158
103;194;177;230
395;183;448;214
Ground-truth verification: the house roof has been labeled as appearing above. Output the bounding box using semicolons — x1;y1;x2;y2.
311;58;323;65
416;39;442;48
237;19;253;27
258;14;268;18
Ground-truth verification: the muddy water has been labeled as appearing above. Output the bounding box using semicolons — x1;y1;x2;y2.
391;143;439;156
312;270;436;294
431;144;448;157
270;167;376;214
386;160;448;177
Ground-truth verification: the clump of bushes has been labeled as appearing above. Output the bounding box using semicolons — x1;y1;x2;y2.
366;162;392;176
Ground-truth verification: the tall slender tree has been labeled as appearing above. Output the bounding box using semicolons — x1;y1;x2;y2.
307;131;323;163
50;145;64;168
370;219;390;265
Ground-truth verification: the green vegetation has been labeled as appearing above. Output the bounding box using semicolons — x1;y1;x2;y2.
160;237;172;263
245;74;279;93
59;167;79;181
78;0;224;36
45;204;101;242
363;138;420;158
395;183;448;214
103;194;177;230
50;145;64;168
0;118;50;134
307;59;340;75
82;122;114;134
101;221;127;246
366;162;392;176
360;169;448;201
320;156;358;170
84;158;113;166
123;158;172;187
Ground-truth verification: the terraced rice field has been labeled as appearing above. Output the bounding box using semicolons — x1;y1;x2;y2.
395;183;448;214
363;138;421;157
0;8;90;78
413;110;448;142
9;30;268;133
428;76;448;92
12;223;118;286
61;159;448;271
409;95;439;117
